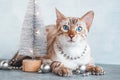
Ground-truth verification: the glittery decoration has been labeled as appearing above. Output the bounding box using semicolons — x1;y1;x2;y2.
18;0;47;57
38;63;51;73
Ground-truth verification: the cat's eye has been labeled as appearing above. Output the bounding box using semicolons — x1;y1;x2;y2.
63;25;69;31
76;26;82;32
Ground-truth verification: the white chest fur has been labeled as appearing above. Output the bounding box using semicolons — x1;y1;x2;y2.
53;41;92;70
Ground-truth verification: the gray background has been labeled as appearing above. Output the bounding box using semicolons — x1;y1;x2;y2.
0;0;120;65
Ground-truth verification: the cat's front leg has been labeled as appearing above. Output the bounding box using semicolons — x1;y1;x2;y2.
86;64;105;75
51;61;72;76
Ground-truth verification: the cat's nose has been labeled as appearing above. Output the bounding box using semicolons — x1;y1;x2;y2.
68;30;76;39
69;34;75;39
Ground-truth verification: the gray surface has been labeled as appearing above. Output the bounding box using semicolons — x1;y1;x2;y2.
0;64;120;80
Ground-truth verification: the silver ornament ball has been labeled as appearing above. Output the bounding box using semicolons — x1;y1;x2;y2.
0;60;10;69
3;62;8;68
80;65;86;73
75;69;81;74
40;63;51;73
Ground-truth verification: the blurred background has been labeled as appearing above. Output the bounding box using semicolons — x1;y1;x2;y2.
0;0;120;65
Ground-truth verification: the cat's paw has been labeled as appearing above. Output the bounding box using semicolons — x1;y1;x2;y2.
57;67;72;76
87;65;105;75
51;61;72;76
92;66;105;75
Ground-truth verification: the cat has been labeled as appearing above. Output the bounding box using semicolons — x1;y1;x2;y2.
9;9;104;77
44;9;104;76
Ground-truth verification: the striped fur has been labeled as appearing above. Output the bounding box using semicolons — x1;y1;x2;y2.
44;9;104;76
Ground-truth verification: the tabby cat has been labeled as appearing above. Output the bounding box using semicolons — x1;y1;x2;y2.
44;9;104;76
9;9;104;77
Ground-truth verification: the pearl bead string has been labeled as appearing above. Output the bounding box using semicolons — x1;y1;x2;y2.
60;45;87;60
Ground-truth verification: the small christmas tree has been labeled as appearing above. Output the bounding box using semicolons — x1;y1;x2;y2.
18;0;47;58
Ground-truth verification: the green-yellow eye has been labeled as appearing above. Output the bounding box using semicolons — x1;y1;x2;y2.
76;26;82;32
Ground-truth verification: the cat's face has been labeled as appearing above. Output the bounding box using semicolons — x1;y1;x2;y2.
55;9;94;44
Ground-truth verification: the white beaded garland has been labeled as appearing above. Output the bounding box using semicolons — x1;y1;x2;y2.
82;72;91;76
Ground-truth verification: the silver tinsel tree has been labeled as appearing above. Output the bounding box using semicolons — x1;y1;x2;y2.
18;0;47;58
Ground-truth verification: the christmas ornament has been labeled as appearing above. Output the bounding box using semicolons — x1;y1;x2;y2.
80;65;86;73
0;60;11;70
0;59;23;70
75;69;81;74
38;63;51;73
74;65;87;74
18;0;47;57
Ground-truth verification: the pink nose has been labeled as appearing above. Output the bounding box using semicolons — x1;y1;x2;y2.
69;34;75;39
68;29;76;39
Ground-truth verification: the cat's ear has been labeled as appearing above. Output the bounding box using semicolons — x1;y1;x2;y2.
55;8;66;23
80;11;94;31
